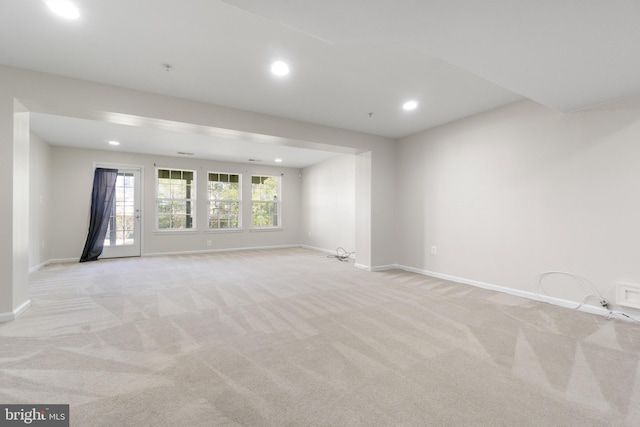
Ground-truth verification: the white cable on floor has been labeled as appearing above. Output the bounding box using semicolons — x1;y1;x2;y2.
534;271;607;307
606;310;640;323
534;271;640;323
327;247;354;262
534;271;608;309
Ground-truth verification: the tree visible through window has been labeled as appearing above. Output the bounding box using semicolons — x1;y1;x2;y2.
208;172;241;229
156;168;196;230
251;175;280;227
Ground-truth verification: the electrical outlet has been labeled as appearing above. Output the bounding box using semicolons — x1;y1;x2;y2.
431;246;437;255
617;283;640;309
207;240;212;247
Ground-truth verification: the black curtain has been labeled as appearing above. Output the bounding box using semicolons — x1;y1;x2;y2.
80;168;118;262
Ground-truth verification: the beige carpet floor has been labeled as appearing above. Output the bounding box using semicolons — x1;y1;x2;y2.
1;247;639;426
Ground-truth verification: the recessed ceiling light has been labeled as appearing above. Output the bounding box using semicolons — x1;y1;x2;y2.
403;100;418;111
274;158;283;163
108;140;120;146
271;61;290;76
45;0;80;19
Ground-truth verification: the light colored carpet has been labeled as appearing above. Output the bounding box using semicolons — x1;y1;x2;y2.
1;247;639;426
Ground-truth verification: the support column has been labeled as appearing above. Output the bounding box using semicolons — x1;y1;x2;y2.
0;98;31;321
354;151;371;269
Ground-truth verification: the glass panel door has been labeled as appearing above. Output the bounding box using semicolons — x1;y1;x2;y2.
101;168;141;258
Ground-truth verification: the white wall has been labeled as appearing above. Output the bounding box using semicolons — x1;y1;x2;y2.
50;146;302;260
396;99;640;313
301;154;356;254
29;132;52;269
0;64;396;319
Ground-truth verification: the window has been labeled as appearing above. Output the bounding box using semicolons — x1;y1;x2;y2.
156;168;196;230
208;172;241;229
105;172;135;246
251;175;280;228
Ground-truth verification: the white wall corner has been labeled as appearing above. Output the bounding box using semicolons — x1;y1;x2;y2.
0;299;31;323
353;263;372;271
29;260;51;274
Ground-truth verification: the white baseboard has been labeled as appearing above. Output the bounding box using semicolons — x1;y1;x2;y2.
144;244;300;258
39;246;301;264
301;245;357;259
31;257;89;271
29;260;51;273
371;264;395;272
392;264;612;318
298;247;392;272
49;258;79;264
0;299;31;323
301;245;360;268
301;244;336;255
29;258;77;272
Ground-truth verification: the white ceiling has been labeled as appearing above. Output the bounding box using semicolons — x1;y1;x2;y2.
28;113;344;168
2;0;637;166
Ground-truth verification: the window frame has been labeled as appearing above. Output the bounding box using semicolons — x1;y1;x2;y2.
155;167;197;231
207;171;242;231
250;175;281;229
